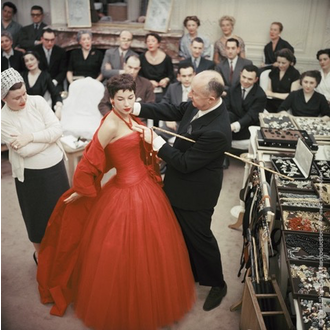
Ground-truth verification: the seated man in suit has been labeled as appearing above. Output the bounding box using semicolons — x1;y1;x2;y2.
225;64;267;141
101;30;137;80
33;28;67;94
17;5;47;51
159;62;195;140
180;37;215;74
215;38;252;93
223;65;266;168
98;55;155;116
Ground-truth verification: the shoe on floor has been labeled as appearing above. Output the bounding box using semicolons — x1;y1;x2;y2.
203;282;227;311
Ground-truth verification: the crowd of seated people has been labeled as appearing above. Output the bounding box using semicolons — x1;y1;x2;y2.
2;5;329;141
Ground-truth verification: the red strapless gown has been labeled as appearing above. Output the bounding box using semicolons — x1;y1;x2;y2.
37;130;195;330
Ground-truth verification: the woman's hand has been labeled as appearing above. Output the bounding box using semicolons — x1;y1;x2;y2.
150;80;159;88
132;124;158;144
159;77;170;88
10;133;33;150
64;192;82;204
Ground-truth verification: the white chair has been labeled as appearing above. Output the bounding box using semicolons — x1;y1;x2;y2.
61;77;104;140
259;69;271;92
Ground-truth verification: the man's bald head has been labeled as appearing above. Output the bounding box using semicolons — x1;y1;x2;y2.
194;70;225;99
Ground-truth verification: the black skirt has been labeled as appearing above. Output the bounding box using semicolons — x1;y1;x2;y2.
15;159;70;243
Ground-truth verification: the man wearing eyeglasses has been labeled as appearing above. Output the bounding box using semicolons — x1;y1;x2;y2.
33;28;67;94
17;5;47;51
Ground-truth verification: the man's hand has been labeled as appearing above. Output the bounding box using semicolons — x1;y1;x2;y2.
132;124;158;144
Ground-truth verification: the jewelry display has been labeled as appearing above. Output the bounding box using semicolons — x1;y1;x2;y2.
259;113;297;130
285;233;330;262
299;298;330;329
290;264;330;297
278;191;321;209
314;161;330;181
272;158;309;179
282;210;330;233
294;116;330;140
314;183;330;205
260;128;317;150
275;176;313;191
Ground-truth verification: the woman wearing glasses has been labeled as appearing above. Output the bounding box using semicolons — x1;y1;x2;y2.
17;5;46;51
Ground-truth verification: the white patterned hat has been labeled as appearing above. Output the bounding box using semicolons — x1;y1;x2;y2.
1;68;24;99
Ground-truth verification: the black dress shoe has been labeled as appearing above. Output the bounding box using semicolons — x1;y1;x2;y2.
223;156;230;169
33;251;38;266
203;282;227;311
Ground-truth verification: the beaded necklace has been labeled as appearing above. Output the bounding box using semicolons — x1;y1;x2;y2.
112;109;133;130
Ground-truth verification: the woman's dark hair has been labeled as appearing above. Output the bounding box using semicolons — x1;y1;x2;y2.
300;70;322;86
107;74;136;99
23;51;40;70
2;2;17;14
183;15;200;27
145;33;161;43
316;48;330;60
9;82;23;92
23;50;40;61
275;48;296;64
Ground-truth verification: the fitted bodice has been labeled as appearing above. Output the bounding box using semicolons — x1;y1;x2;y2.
105;131;149;186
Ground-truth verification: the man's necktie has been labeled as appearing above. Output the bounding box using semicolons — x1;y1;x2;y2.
120;52;124;69
241;88;246;100
193;58;197;71
229;61;233;83
46;50;51;64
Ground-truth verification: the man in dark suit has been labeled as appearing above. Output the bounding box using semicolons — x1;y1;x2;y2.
101;30;138;80
225;64;267;141
17;5;47;51
159;62;195;140
133;70;231;311
180;37;215;74
33;28;67;94
215;38;253;92
98;55;155;116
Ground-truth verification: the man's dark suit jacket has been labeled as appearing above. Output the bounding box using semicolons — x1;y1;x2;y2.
179;57;215;74
18;22;47;51
1;50;25;73
225;83;267;140
101;47;137;79
264;37;294;65
139;101;231;211
215;57;253;91
161;82;184;106
33;44;67;87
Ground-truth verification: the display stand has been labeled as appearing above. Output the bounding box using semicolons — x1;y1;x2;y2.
239;276;295;330
228;126;259;229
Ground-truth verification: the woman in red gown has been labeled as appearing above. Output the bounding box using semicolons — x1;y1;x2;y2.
37;74;195;330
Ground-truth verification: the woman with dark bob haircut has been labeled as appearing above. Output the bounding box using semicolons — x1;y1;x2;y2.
139;32;174;103
265;48;300;112
278;70;330;117
37;74;195;329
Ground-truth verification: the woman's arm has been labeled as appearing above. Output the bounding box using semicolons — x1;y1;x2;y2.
66;71;73;84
